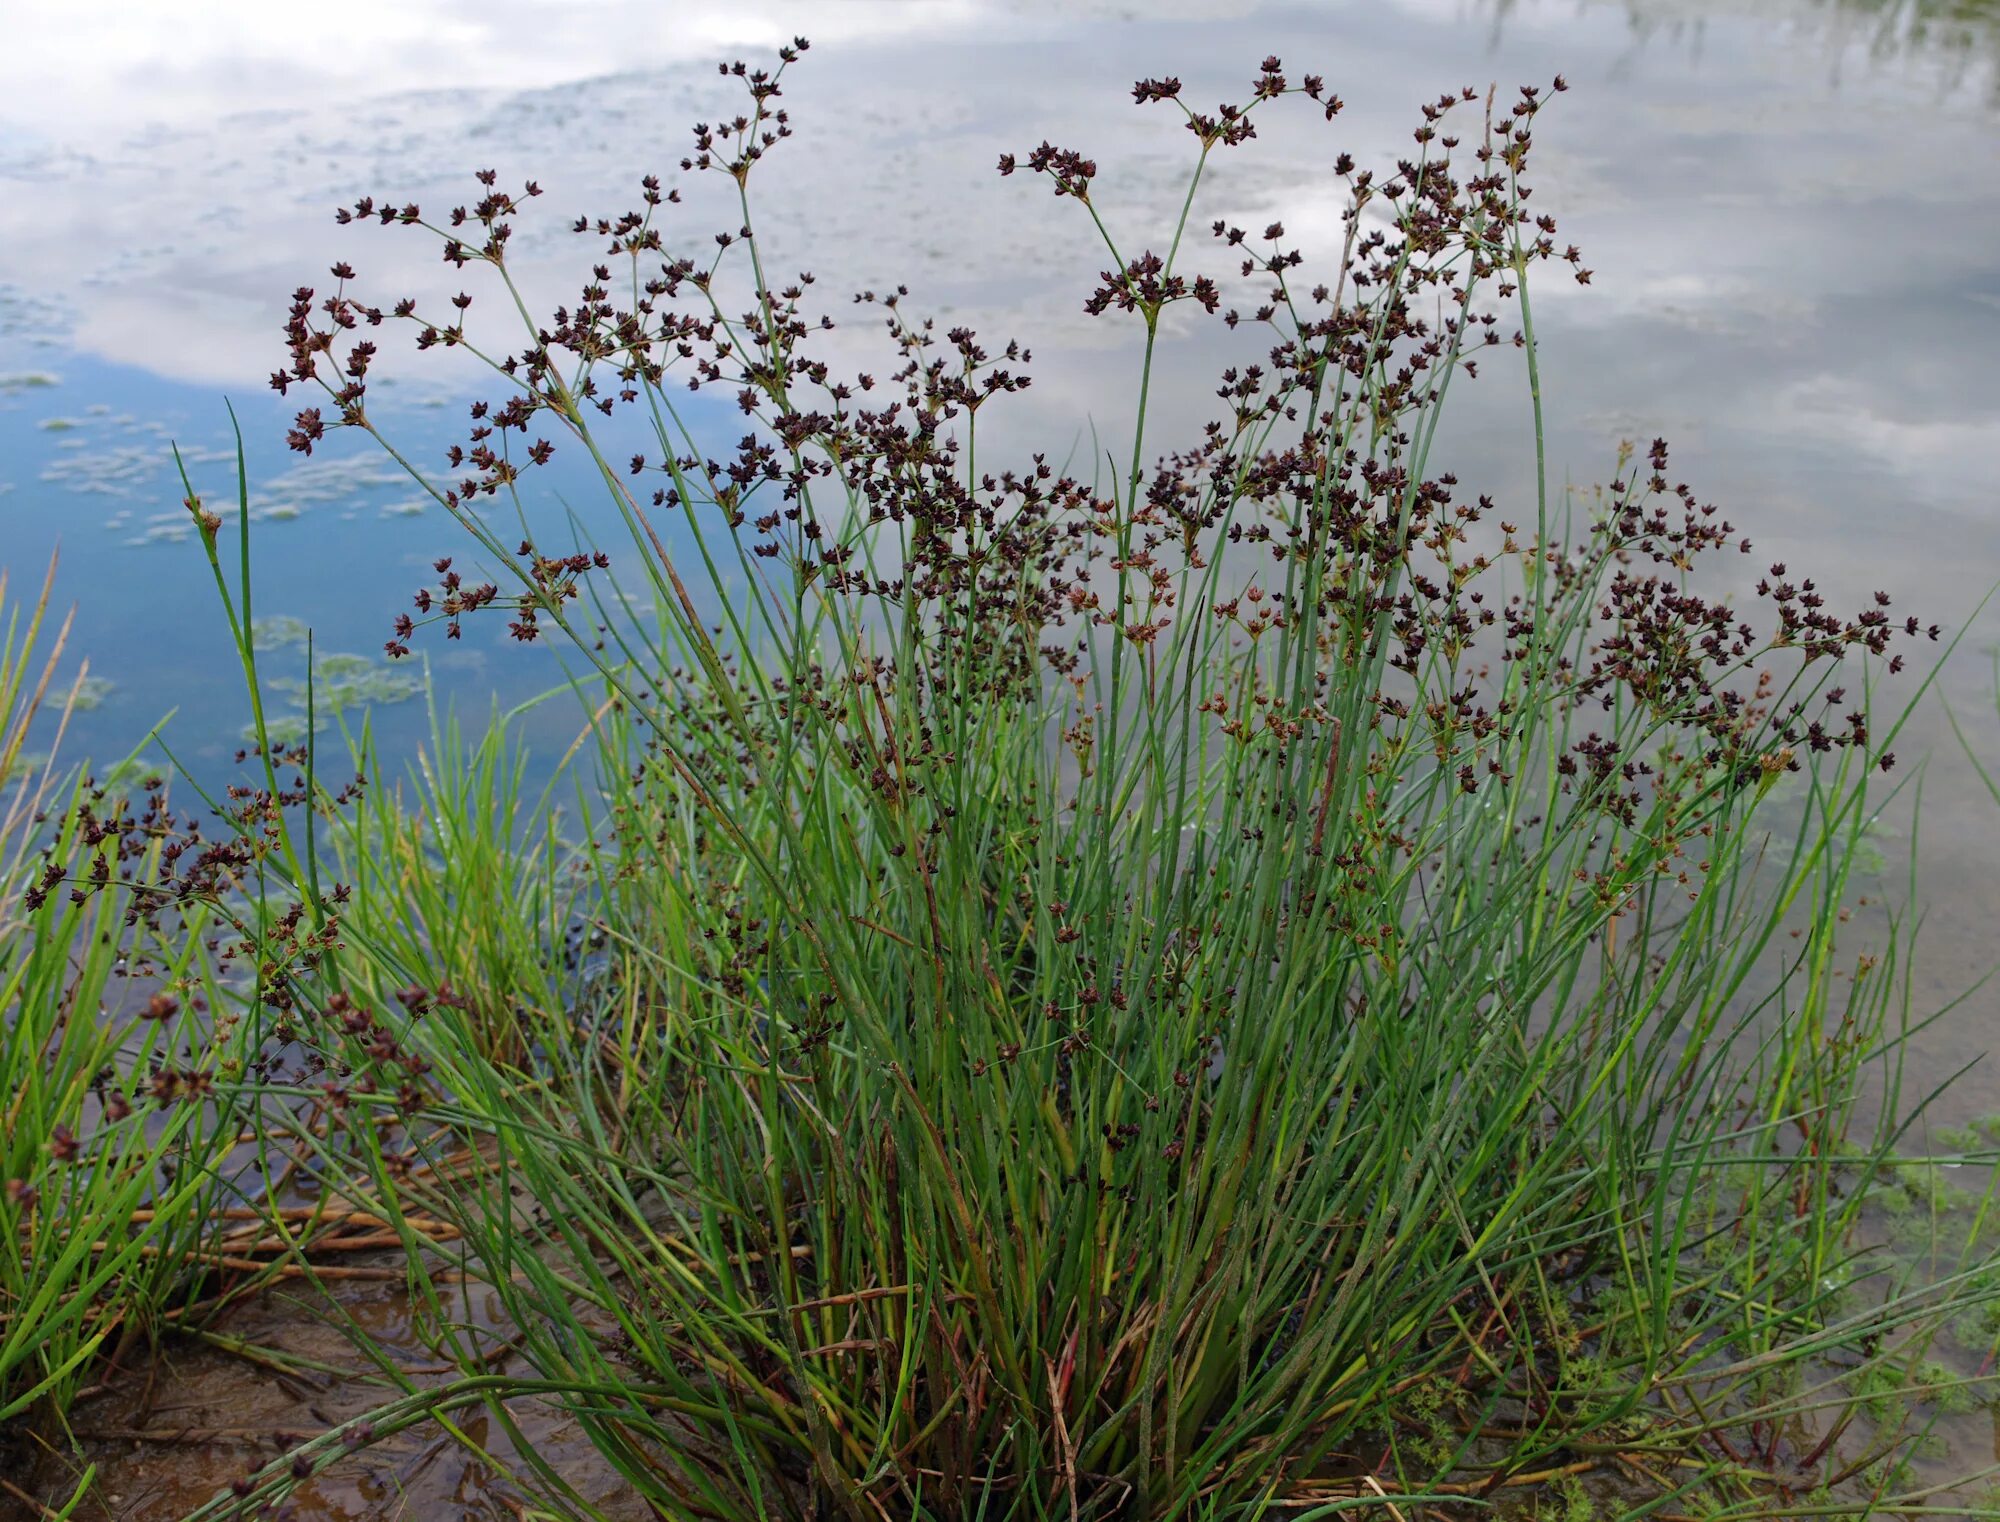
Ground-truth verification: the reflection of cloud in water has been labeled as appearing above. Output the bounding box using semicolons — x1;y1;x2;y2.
0;6;1617;393
0;2;1271;156
0;0;1985;479
1773;373;2000;508
0;285;69;350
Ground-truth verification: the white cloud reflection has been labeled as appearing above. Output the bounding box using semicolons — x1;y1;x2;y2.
0;0;1993;517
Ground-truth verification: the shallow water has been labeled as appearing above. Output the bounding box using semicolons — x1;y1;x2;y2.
4;0;1999;1514
20;1257;655;1521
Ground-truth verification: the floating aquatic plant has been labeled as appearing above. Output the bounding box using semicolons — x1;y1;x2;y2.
266;650;424;716
250;613;311;651
65;674;114;712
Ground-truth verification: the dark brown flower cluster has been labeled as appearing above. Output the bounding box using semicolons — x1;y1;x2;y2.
258;43;1924;902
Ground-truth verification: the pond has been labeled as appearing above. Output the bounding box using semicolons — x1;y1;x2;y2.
4;0;1999;1512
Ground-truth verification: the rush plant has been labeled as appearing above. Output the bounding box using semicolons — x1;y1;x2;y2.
108;40;2000;1522
0;559;242;1467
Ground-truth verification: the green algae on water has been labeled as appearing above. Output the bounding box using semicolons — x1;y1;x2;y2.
251;615;311;652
